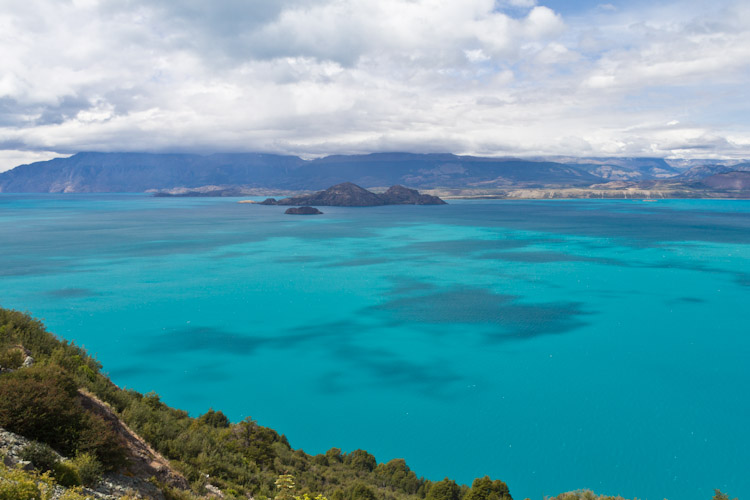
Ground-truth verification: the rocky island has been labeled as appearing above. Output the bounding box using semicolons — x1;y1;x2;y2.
259;182;447;207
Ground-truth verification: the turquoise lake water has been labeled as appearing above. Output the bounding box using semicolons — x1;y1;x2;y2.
1;195;748;500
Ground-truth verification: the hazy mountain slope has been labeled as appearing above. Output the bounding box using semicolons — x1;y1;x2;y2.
287;153;601;189
700;171;750;190
0;152;306;193
677;162;750;180
551;157;681;180
0;152;650;193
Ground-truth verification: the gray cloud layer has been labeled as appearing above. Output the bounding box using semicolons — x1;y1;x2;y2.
1;0;749;170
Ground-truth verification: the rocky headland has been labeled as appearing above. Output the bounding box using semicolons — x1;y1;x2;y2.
260;182;447;207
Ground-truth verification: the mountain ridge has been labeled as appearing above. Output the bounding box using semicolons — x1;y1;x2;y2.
0;152;696;193
3;152;749;197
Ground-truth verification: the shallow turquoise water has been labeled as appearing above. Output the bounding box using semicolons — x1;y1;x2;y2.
1;195;748;500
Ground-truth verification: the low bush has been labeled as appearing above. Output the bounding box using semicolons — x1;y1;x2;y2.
0;347;25;370
53;461;82;487
0;364;126;471
0;465;43;500
71;452;103;487
19;442;60;472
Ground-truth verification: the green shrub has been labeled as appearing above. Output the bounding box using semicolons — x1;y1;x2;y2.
325;448;343;463
347;482;376;500
0;347;25;369
345;450;376;473
19;441;60;472
0;364;126;471
198;409;230;428
0;309;58;358
0;365;82;454
54;460;82;487
0;465;43;500
465;476;511;500
426;479;461;500
71;452;103;487
76;412;127;471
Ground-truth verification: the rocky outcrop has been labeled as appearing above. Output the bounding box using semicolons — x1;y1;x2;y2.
77;389;189;492
264;182;385;206
0;426;163;500
261;182;446;207
284;206;323;215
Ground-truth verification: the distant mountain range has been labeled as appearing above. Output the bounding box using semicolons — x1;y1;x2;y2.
0;152;748;195
675;162;750;180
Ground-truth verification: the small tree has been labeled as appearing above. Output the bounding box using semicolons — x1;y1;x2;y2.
427;479;461;500
465;476;512;500
275;474;295;500
198;408;230;428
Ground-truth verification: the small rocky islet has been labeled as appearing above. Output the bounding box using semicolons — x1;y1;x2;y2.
284;206;323;215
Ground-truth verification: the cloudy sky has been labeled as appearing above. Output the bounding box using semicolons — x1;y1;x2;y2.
1;0;749;171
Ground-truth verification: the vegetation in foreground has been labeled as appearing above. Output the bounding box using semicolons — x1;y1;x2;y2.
0;307;740;500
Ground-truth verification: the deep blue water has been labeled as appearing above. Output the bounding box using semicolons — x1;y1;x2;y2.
1;194;748;500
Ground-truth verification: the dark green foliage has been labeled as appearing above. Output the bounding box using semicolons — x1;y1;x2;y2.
348;482;378;500
426;479;461;500
346;450;377;473
0;309;62;359
465;476;511;500
19;441;60;472
0;365;84;453
76;412;128;469
326;448;343;463
198;408;231;428
0;363;125;471
374;459;421;494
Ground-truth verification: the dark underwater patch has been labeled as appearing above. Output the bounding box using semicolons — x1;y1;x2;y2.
386;277;438;296
320;255;423;268
735;273;750;288
477;250;627;267
369;288;589;340
401;238;531;256
478;251;583;263
144;320;466;398
676;297;706;304
321;257;396;268
145;326;268;355
316;343;464;397
275;255;322;264
106;363;168;379
213;251;252;260
45;287;99;298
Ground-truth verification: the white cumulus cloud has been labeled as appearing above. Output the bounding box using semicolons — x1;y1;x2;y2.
0;0;749;171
